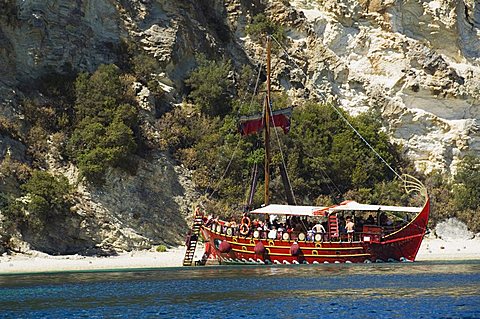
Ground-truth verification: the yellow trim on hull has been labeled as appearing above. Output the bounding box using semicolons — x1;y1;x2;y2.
230;248;371;258
227;240;364;250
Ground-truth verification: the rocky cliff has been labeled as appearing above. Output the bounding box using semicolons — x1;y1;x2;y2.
263;0;480;174
0;0;479;253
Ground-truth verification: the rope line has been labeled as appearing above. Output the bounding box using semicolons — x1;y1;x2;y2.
206;60;265;200
270;35;402;180
268;100;298;205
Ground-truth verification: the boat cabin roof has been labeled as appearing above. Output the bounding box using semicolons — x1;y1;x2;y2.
250;204;328;216
330;201;422;213
250;201;422;216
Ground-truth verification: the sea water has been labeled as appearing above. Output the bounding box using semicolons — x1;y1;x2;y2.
0;261;479;319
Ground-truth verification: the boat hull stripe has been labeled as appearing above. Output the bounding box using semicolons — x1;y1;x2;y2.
230;248;371;258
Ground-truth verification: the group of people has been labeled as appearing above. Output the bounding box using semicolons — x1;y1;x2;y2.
198;208;408;244
252;215;330;241
204;213;331;241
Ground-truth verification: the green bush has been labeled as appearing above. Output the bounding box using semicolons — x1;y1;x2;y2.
452;155;480;232
0;116;21;140
132;53;160;81
453;154;480;211
68;64;139;184
246;14;286;44
284;102;400;202
423;171;455;228
21;170;72;220
0;171;72;237
0;195;27;235
184;54;233;117
158;101;407;211
156;245;167;252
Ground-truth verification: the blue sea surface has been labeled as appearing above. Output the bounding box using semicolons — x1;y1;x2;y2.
0;261;479;318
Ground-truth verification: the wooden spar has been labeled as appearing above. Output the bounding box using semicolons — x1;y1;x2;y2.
264;36;272;206
279;162;295;205
247;162;259;209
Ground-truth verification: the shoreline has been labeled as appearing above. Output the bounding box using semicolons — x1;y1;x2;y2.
416;237;480;261
0;238;479;275
0;245;201;275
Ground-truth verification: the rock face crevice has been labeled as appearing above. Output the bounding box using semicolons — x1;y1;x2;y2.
287;0;480;174
0;0;479;252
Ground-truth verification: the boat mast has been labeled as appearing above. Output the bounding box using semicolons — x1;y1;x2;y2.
264;36;272;206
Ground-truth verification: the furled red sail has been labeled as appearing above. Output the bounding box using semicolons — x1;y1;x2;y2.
239;116;264;136
239;107;292;136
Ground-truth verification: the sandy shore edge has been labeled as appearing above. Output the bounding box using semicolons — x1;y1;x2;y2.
0;238;479;274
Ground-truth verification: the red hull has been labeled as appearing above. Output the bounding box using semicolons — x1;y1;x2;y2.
200;198;430;265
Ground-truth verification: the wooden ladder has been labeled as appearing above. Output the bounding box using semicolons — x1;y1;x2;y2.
182;213;203;266
328;213;339;240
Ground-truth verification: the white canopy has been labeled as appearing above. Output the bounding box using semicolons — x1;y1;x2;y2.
330;201;422;213
250;204;328;216
250;201;422;216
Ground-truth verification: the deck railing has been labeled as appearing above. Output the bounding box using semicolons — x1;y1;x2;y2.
206;221;412;243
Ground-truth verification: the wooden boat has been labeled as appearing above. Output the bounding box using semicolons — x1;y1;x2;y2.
183;37;430;266
197;187;429;265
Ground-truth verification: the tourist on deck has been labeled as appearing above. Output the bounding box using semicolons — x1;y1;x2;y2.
229;220;238;235
386;217;393;226
312;222;326;241
277;224;285;239
313;222;326;234
379;213;388;226
366;214;375;225
384;216;394;231
345;217;355;242
268;226;278;239
307;229;314;241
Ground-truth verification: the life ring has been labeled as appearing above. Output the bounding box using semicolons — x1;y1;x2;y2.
239;223;250;236
241;216;251;227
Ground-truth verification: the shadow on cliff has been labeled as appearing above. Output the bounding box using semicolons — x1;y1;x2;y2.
18;214;118;256
87;152;191;249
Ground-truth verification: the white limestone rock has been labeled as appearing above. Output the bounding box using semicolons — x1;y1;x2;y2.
435;218;475;241
287;0;480;174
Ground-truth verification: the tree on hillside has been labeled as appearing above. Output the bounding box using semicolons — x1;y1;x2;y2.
184;54;233;117
157;99;407;211
285;102;401;203
21;171;72;220
452;154;480;232
453;154;480;211
68;64;139;184
246;13;286;44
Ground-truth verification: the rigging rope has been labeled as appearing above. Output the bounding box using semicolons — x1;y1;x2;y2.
205;60;265;201
268;99;298;205
317;166;342;203
270;35;402;180
206;138;241;201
